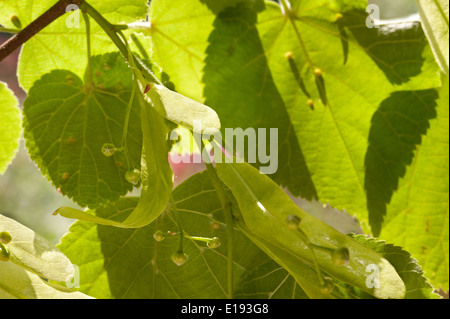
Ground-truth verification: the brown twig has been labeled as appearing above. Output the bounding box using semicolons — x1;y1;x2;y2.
0;0;83;62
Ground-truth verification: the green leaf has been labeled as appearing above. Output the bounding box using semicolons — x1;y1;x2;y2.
347;234;439;299
147;0;253;103
234;259;309;299
55;103;173;228
58;172;283;299
379;76;449;291
0;82;21;174
216;161;406;299
0;0;148;92
365;89;440;236
0;214;75;283
416;0;449;75
148;0;441;224
23;53;142;208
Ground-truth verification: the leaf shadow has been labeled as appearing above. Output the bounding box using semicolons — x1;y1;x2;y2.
341;11;428;85
202;2;318;199
364;89;439;236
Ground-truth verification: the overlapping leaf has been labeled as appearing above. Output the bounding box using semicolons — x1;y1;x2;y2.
54;101;173;228
147;0;447;289
58;172;305;299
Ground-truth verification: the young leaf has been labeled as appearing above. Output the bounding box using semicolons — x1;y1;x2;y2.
416;0;449;75
0;82;21;174
216;161;406;299
0;214;75;283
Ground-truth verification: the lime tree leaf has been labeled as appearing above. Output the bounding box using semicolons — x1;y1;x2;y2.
0;0;148;92
216;161;406;299
0;82;21;174
147;0;255;102
148;0;441;224
23;53;142;208
380;77;449;291
57;171;309;299
234;259;308;299
0;214;74;283
416;0;449;75
55;104;173;228
0;261;92;299
347;234;439;299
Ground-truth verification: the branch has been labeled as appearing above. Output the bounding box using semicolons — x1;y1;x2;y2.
0;0;83;62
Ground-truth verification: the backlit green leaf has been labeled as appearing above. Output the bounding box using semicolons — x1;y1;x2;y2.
0;0;149;91
23;53;142;208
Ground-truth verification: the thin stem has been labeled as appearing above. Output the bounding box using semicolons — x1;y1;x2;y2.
279;0;315;69
169;194;185;253
82;10;92;87
203;157;234;300
82;1;161;85
0;0;83;62
123;79;136;170
117;29;137;170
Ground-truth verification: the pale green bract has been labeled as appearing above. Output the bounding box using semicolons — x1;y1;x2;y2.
146;84;221;135
416;0;450;75
216;161;406;299
0;82;21;174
